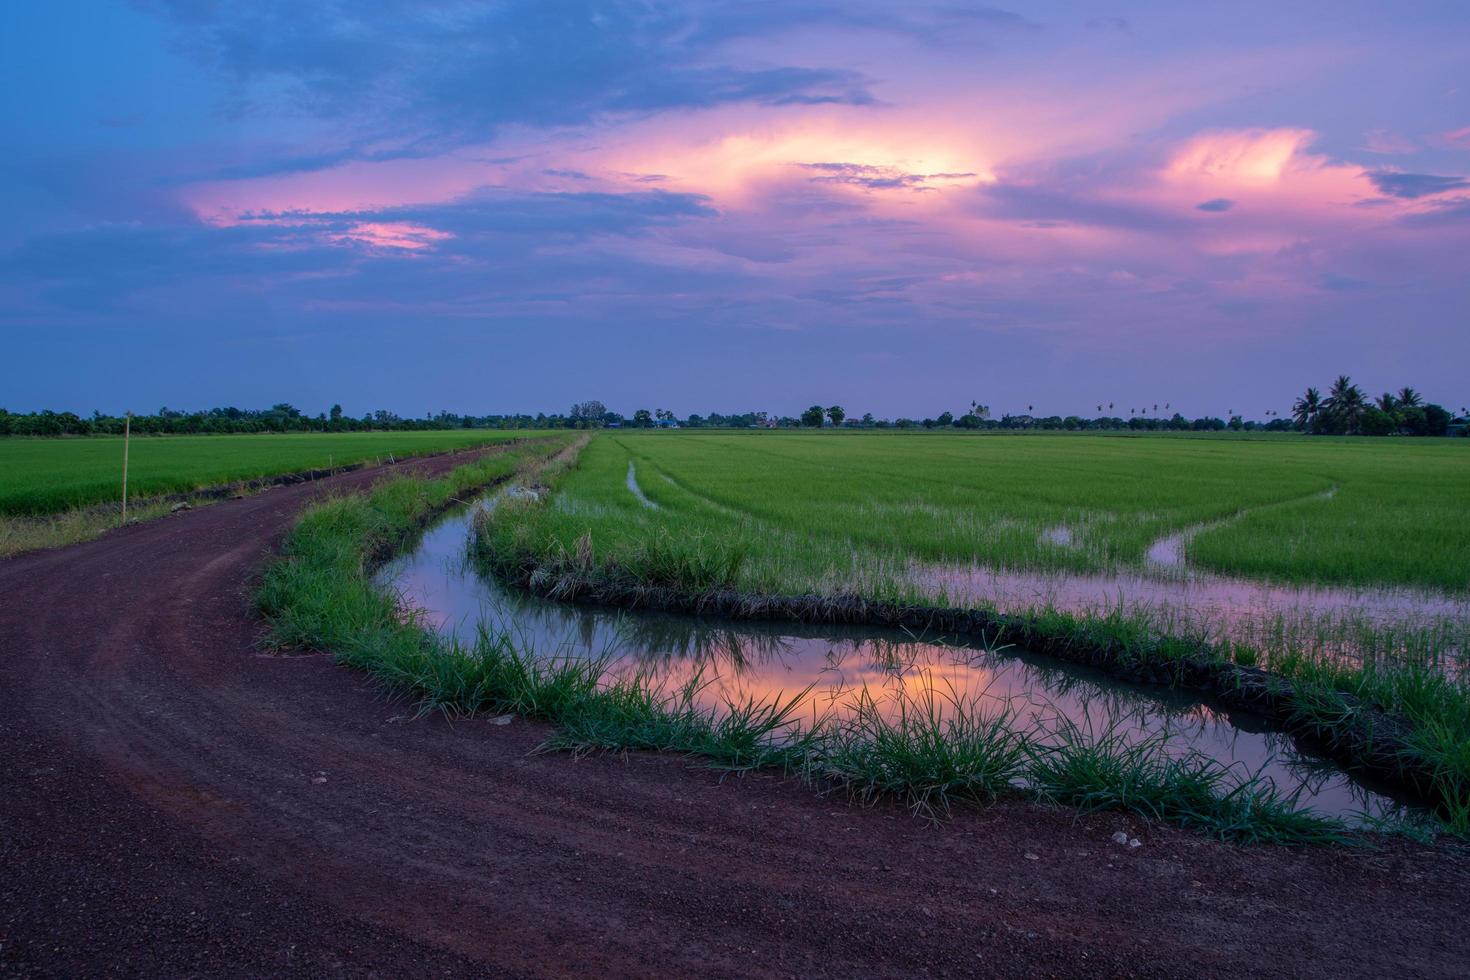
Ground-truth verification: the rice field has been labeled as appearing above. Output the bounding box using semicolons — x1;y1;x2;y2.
504;429;1470;595
472;430;1470;825
0;430;545;517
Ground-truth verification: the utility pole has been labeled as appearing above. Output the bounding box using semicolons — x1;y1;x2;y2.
121;412;132;524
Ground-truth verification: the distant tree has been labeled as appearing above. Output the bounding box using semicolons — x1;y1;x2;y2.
329;403;343;423
633;408;653;428
801;405;825;427
861;412;875;426
1322;375;1366;434
1423;404;1452;437
1360;407;1396;436
937;411;954;427
1396;387;1423;409
570;400;608;427
826;405;846;427
1375;393;1398;414
1292;387;1322;430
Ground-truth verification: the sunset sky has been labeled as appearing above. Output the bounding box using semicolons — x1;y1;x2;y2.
4;1;1468;418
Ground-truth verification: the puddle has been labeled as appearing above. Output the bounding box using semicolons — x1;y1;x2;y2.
1041;525;1075;548
374;492;1429;825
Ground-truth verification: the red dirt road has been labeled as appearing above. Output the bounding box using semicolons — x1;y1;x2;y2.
3;451;1467;978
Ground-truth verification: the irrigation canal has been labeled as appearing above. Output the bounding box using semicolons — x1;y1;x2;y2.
376;489;1423;825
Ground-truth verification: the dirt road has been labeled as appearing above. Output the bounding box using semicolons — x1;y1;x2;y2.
3;450;1467;977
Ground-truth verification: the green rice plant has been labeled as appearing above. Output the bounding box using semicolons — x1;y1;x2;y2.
622;527;749;590
1027;715;1348;845
518;430;1470;592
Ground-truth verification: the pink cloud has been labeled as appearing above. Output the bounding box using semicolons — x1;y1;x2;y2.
1363;128;1417;154
1432;125;1470;150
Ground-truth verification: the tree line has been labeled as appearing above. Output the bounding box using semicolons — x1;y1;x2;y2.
1290;377;1458;436
0;404;594;437
5;382;1464;437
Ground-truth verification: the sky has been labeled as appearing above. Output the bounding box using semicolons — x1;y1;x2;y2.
2;1;1468;419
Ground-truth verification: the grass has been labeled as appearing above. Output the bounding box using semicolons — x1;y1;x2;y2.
0;429;548;517
1027;716;1346;845
0;495;212;558
255;447;1352;844
473;430;1470;831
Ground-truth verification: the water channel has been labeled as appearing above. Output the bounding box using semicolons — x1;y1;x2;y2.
375;491;1426;825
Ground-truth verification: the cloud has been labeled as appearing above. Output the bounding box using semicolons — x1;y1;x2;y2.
1362;129;1416;154
138;0;876;176
1367;171;1470;199
1167;129;1315;183
1195;198;1234;212
1432;126;1470;150
1;187;719;310
974;182;1186;232
1399;195;1470;226
798;162;976;190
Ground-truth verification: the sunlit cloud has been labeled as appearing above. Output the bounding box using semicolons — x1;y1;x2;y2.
1165;129;1317;185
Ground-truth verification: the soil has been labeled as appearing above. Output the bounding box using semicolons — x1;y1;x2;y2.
2;449;1467;978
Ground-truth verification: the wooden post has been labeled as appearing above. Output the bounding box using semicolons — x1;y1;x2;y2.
121;412;132;524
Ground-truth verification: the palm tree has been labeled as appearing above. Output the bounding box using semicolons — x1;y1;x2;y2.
1396;387;1422;408
1292;387;1322;429
1323;375;1366;434
1376;392;1398;413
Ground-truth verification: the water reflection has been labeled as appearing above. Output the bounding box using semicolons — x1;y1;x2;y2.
375;493;1427;825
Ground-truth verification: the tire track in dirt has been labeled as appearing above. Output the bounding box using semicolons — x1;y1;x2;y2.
3;448;1468;977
